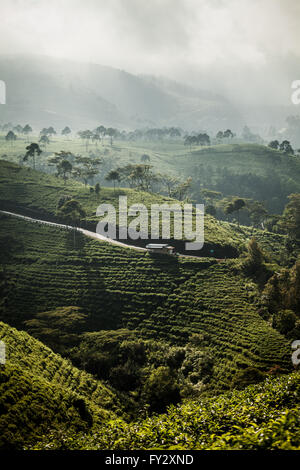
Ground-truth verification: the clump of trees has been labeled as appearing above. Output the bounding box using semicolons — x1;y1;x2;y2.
262;258;300;339
48;152;102;186
268;139;294;155
184;133;210;150
5;130;17;146
104;164;193;200
224;198;246;226
216;129;235;141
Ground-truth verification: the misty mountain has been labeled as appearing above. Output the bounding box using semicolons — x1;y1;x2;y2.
0;55;242;132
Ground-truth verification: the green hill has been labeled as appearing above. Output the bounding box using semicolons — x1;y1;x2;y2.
177;143;300;213
0;321;120;450
0;214;292;395
0;159;291;260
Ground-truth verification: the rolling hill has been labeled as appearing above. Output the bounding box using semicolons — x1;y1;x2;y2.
176;143;300;213
0;158;291;260
0;321;120;450
0;213;292;395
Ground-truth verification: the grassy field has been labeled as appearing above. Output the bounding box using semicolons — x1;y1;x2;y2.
0;214;292;395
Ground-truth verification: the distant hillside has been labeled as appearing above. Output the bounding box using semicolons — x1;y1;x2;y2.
0;321;119;449
175;143;300;213
0;54;241;131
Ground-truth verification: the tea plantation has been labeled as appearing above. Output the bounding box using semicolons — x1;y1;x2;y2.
0;321;121;450
30;370;300;450
0;214;292;394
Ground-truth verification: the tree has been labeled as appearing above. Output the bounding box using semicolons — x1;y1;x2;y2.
57;199;86;247
106;170;120;193
142;366;180;412
225;198;246;226
281;193;300;239
61;126;71;138
92;133;101;146
106;127;116;146
39;134;50;148
57;159;73;185
95;125;106;145
141;154;150;162
223;129;234;139
47;126;56;138
48;151;73;180
74;155;102;186
216;131;224;141
158;174;180;197
242;238;265;276
23;143;42;169
77;130;93;149
13;125;23;134
268;140;280;150
22;124;32;141
171;177;192;201
95;183;100;197
5;130;17;146
279;140;294;155
247;200;268;228
197;133;210;146
128;164;154;192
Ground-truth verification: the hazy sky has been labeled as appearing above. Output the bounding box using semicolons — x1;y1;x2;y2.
1;0;299;104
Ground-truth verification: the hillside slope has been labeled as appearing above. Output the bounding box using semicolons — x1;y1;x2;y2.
0;159;246;256
0;321;120;449
176;143;300;213
30;371;300;450
0;214;292;393
0;159;291;260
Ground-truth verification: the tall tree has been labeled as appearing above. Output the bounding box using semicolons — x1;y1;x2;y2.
22;124;32;142
106;170;120;193
57;160;73;185
61;126;71;138
225;198;246;226
57;199;86;247
106;128;116;146
39;134;50;148
5;130;17;146
279;140;294;155
281;193;300;239
23;143;42;169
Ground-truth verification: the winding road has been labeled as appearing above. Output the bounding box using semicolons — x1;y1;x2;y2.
0;209;220;260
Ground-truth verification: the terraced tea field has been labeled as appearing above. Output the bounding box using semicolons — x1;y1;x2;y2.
0;214;292;392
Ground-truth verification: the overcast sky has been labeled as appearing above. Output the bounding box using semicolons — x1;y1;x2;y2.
1;0;299;104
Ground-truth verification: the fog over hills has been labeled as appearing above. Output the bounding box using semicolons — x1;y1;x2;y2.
0;54;244;132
